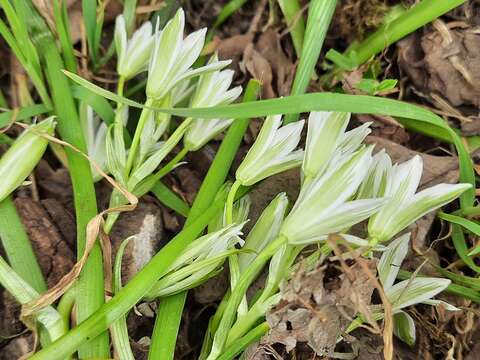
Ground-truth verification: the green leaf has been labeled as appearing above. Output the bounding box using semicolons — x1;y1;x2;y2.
393;311;416;347
71;85;115;125
64;70;475;209
82;0;99;62
150;182;190;217
439;212;480;270
111;238;135;360
284;0;337;123
0;104;52;128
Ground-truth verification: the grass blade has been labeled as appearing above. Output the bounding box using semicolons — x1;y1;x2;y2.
278;0;305;56
284;0;337;123
64;70;476;207
20;3;110;356
151;182;190;217
0;196;47;293
0;104;52;128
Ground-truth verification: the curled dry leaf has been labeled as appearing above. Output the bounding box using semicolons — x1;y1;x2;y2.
260;260;376;357
398;23;480;109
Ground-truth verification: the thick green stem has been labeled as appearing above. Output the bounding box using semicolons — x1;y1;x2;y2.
216;322;269;360
225;180;241;225
284;0;337;124
28;198;226;360
0;196;46;293
207;235;288;360
149;80;261;360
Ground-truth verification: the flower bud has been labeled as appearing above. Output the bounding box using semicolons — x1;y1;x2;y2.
184;54;242;151
0;117;56;202
115;15;155;80
145;223;245;298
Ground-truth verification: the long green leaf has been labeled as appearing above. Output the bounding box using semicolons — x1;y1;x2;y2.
0;196;47;293
71;85;115;125
82;0;99;63
284;0;337;123
64;70;476;208
20;3;109;356
0;104;52;128
151;182;190;217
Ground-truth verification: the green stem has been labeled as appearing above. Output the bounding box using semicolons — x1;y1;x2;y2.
57;287;76;334
208;235;288;360
125;98;154;174
28;197;226;360
216;322;269;360
0;196;46;293
284;0;337;124
152;147;189;182
149;80;261;360
225;180;241;225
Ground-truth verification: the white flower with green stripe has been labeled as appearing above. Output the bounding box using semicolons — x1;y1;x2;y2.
115;15;155;80
146;9;230;101
282;145;386;245
236;115;304;186
184;54;242;151
368;155;471;243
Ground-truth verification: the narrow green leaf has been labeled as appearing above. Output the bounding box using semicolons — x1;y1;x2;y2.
71;85;115;125
284;0;337;123
83;0;98;62
0;104;51;128
213;0;249;28
0;196;46;293
151;182;190;217
278;0;305;55
64;69;476;208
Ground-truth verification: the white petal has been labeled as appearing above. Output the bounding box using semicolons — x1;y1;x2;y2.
377;233;410;291
386;277;451;311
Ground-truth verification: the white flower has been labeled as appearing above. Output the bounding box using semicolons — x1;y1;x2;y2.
302;111;350;179
281;146;386;245
209;194;251;233
357;149;392;199
368;155;472;243
81;106;107;182
184;54;242;151
236;115;304;186
145;223;245;298
376;233;458;346
146;9;231;100
115;15;155;80
238;193;289;271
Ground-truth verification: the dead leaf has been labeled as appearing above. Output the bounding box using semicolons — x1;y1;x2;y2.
243;44;275;99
